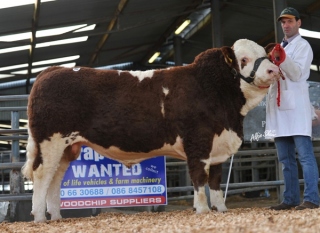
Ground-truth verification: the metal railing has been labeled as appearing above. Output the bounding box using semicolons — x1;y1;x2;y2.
2;94;319;217
0;95;28;220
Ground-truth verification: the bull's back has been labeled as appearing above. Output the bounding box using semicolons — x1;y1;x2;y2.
28;66;180;151
29;67;100;142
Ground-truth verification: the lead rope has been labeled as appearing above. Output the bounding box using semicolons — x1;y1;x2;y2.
224;154;234;203
276;70;285;107
271;43;286;107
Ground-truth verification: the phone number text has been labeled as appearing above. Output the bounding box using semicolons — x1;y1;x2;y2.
60;185;165;198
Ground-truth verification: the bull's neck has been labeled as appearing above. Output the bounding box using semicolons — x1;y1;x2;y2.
240;80;269;116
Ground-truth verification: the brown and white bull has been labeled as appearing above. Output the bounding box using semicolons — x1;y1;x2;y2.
22;39;279;222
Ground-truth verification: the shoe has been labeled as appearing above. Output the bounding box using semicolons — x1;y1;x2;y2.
269;202;297;210
295;201;319;210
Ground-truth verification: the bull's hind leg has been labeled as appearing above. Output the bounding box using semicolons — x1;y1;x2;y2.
31;135;68;222
22;130;38;181
187;159;211;214
46;157;70;220
46;145;81;220
208;164;227;212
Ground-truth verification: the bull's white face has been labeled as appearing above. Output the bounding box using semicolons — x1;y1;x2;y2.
233;39;280;115
233;39;279;88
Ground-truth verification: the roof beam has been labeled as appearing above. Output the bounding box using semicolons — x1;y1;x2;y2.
159;12;211;63
26;0;40;93
88;0;129;66
305;1;320;14
140;0;203;65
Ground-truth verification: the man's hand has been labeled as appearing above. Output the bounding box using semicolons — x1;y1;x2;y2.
269;44;286;66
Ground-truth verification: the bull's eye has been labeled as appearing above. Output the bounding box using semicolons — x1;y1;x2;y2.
240;58;247;69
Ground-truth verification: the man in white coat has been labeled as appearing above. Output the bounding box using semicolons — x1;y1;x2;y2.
266;7;320;210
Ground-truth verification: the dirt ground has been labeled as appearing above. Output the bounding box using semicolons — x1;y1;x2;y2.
2;190;320;233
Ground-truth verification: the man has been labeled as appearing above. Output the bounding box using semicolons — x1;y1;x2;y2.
266;7;320;210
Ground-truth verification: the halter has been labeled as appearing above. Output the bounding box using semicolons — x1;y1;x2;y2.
231;57;269;85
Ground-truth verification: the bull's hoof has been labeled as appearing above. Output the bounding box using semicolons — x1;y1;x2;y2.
211;206;218;211
212;205;228;212
195;206;211;214
50;214;62;221
31;211;47;223
46;210;62;221
33;216;47;223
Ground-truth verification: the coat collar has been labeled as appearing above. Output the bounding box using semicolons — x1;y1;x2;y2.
283;34;301;49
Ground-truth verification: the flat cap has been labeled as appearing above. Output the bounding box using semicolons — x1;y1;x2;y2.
277;7;300;21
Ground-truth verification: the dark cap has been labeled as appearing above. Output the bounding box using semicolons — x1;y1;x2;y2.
277;7;300;21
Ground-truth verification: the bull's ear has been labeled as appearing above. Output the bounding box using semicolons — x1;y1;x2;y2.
221;46;236;68
265;43;277;55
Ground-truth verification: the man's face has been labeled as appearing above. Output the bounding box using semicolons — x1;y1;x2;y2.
280;17;301;39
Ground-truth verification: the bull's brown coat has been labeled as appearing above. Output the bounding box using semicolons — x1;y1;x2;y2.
23;39;279;222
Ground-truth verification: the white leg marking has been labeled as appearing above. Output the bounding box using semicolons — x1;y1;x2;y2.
46;157;70;221
22;129;37;180
210;189;228;212
32;133;69;222
193;186;210;214
31;164;47;222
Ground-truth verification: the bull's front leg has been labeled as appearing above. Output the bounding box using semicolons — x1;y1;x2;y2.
208;164;227;212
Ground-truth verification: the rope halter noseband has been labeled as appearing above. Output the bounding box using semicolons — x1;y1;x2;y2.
231;57;270;86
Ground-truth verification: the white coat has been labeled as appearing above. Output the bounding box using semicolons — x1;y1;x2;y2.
265;34;313;138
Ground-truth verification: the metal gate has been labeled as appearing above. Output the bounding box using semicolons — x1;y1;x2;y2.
1;94;319;222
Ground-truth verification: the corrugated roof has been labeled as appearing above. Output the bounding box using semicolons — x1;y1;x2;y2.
0;0;319;88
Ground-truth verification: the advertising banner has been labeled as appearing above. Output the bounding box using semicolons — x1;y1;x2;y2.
60;146;167;209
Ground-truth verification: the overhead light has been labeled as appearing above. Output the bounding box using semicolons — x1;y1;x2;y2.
0;24;94;42
300;28;320;39
11;67;44;75
36;24;89;38
0;32;31;42
11;62;77;75
175;20;191;35
0;56;78;74
0;55;80;74
0;74;15;79
74;24;96;32
0;0;55;10
36;36;88;48
0;63;28;72
310;64;318;71
148;52;160;63
33;55;80;66
0;45;30;54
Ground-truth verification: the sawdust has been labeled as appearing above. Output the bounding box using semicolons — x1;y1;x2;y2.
1;207;320;233
1;193;319;233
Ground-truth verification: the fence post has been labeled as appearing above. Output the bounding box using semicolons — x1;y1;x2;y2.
9;111;23;221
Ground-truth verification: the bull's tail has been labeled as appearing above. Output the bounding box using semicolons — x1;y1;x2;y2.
21;129;38;181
